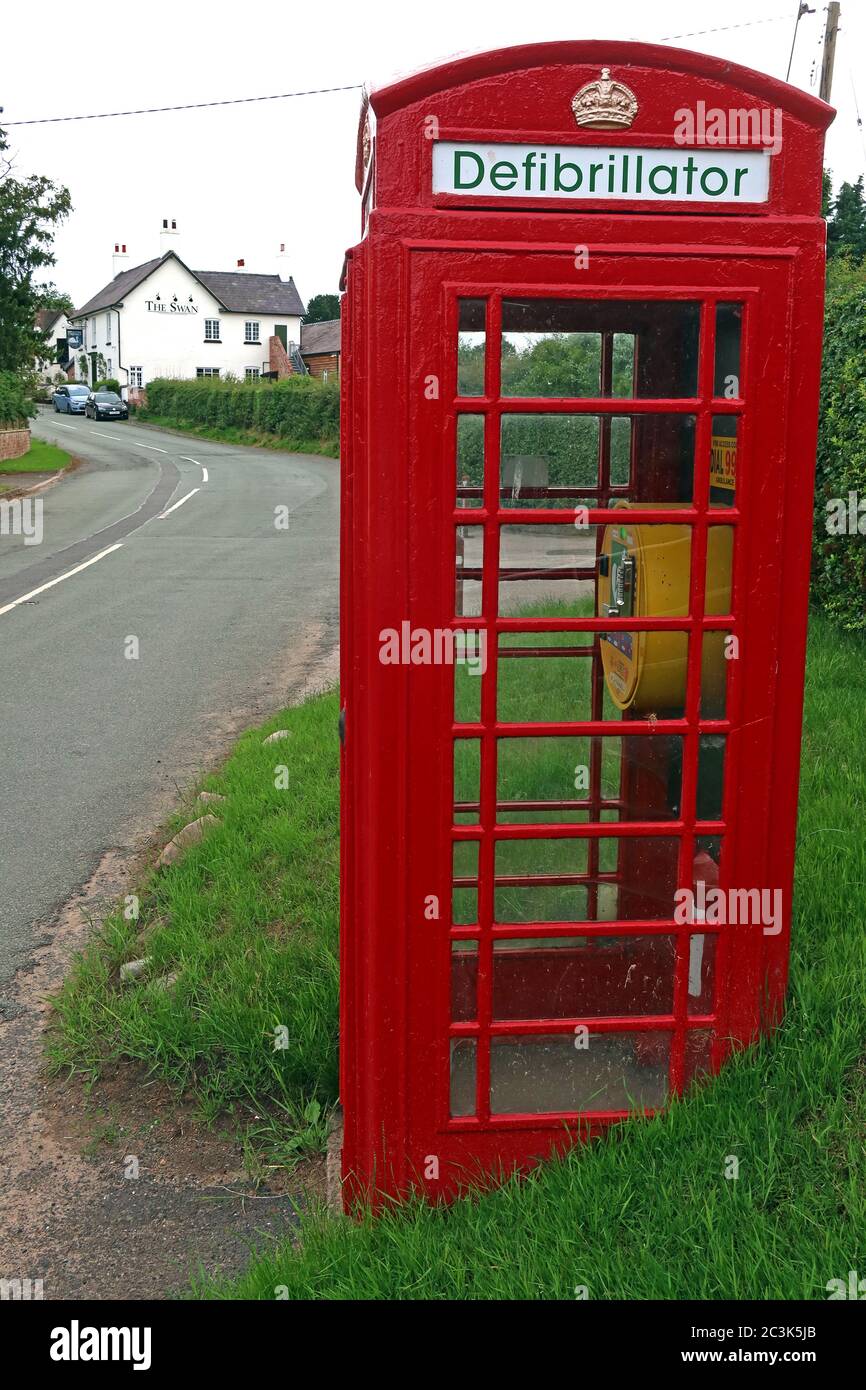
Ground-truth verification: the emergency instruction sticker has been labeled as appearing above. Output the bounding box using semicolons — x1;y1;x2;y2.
710;434;737;492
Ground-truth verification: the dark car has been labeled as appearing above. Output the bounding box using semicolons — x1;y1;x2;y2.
53;384;90;414
85;390;128;421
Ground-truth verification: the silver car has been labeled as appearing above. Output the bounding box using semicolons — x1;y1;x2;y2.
53;384;90;414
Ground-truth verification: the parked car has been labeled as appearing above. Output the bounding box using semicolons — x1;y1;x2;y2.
53;384;90;414
85;390;129;421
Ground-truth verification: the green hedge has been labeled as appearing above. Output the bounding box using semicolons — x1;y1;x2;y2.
0;371;36;427
813;263;866;632
143;375;339;449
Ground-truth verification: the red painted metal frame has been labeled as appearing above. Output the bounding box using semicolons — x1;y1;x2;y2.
339;41;831;1208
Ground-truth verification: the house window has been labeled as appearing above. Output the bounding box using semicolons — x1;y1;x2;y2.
204;319;220;341
129;366;143;389
90;318;97;347
105;312;112;344
244;321;260;343
245;367;260;381
196;367;220;378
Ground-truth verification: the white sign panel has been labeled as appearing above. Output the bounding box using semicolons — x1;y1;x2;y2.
433;142;771;204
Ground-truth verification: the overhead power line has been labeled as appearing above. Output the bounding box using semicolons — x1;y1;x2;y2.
655;11;794;43
4;82;363;127
3;14;804;130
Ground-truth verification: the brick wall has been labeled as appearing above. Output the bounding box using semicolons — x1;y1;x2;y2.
0;428;31;462
268;335;297;379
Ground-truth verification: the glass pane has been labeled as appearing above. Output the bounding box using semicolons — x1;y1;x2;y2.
700;629;731;719
496;734;683;824
499;522;597;614
687;934;717;1015
494;835;680;923
697;735;726;821
450;1038;477;1116
611;334;635;398
714;304;742;400
456;414;484;507
453;631;485;723
457;299;485;397
490;1030;670;1113
453;840;479;926
455;525;484;617
454;738;481;824
451;941;478;1022
497;630;595;725
683;1028;714;1088
501;300;601;396
710;416;738;507
610;415;632;486
499;413;696;508
600;630;691;718
500;299;700;398
496;630;691;725
492;934;677;1019
500;413;598;504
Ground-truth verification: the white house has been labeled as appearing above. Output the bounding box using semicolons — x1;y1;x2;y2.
34;308;72;383
68;221;306;398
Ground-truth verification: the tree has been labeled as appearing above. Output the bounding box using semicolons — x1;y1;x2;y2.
0;125;72;375
303;293;340;324
826;174;866;264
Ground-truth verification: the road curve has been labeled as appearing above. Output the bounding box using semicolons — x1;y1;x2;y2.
0;411;339;994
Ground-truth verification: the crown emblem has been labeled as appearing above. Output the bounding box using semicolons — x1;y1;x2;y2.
572;67;639;130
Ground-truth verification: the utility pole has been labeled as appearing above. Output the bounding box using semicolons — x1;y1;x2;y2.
819;2;841;104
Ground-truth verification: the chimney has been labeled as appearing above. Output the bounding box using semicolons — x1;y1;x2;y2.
112;241;129;278
236;258;245;269
159;217;179;257
276;241;291;278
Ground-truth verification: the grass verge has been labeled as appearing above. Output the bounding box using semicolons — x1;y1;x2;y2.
49;692;340;1160
134;413;339;459
52;611;865;1296
0;439;72;474
195;610;864;1299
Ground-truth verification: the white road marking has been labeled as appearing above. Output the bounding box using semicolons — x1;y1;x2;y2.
90;431;126;440
180;455;208;482
133;441;167;453
0;543;124;618
55;423;77;431
158;487;200;519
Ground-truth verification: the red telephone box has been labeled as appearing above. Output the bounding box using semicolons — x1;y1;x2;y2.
339;41;833;1208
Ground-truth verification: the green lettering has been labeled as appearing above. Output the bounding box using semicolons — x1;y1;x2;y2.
454;151;484;190
553;153;582;193
490;160;518;191
648;164;678;196
700;167;728;197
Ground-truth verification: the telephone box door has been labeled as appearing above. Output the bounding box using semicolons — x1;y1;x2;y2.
400;242;797;1195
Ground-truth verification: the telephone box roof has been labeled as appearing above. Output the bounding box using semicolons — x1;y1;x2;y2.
371;39;835;129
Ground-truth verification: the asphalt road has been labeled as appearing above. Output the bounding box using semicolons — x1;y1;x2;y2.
0;410;339;996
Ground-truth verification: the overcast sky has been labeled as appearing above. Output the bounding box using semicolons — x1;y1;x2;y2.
3;0;864;311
